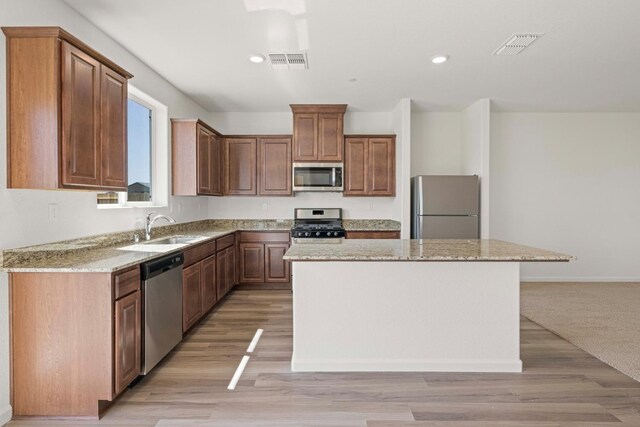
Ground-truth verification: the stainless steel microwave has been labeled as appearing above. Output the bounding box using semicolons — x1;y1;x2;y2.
292;163;343;192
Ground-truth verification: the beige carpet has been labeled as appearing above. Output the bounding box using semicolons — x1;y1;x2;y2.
521;282;640;382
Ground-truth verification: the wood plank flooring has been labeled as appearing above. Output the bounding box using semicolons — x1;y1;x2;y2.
9;289;640;426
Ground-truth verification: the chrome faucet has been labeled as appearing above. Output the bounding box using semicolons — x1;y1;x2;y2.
145;212;176;241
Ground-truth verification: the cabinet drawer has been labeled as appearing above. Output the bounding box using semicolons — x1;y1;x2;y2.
114;267;141;300
216;233;235;252
240;231;290;243
183;240;216;267
345;231;400;239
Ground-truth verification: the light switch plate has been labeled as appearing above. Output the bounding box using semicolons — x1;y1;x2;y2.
48;203;58;222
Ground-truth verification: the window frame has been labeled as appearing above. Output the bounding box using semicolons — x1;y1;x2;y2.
97;84;169;209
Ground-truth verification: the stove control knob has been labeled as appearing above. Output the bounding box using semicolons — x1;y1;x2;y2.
304;232;310;237
333;232;338;236
315;232;321;237
326;231;332;237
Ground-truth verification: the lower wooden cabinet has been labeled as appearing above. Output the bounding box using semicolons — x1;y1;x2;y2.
265;243;291;282
182;262;203;332
114;289;141;395
9;266;141;417
217;245;236;299
345;230;401;239
201;254;217;312
239;232;291;285
239;243;265;282
182;234;237;333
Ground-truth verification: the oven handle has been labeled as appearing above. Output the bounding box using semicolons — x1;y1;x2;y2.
332;167;336;187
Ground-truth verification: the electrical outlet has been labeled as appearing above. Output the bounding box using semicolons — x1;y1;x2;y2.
262;203;268;211
368;202;374;211
48;203;58;222
177;203;182;213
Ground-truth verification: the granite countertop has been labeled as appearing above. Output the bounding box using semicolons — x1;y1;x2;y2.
0;218;401;273
1;219;292;273
284;239;574;262
342;219;400;231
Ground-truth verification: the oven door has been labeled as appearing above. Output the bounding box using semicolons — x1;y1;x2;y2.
292;163;343;192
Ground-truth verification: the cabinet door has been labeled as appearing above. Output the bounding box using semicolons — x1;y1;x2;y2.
61;41;101;188
197;125;213;195
239;243;265;283
114;290;141;395
225;246;236;292
100;65;128;190
265;243;290;283
224;138;257;195
216;249;227;299
368;137;395;196
201;255;217;312
317;113;343;161
344;137;368;196
210;133;222;196
292;113;317;161
182;263;202;332
258;137;291;196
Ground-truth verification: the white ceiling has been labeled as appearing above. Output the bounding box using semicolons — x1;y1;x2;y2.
63;0;640;112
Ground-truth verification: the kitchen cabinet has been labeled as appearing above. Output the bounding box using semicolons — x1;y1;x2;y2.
181;235;238;332
239;232;291;285
224;137;258;195
344;135;396;197
291;104;347;162
345;231;401;239
201;255;217;313
258;137;292;195
182;262;203;332
9;266;141;417
3;26;132;190
114;289;141;395
171;119;222;196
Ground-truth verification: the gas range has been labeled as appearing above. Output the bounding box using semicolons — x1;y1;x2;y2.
291;208;346;241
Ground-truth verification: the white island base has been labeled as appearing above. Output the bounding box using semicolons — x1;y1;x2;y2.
291;261;522;373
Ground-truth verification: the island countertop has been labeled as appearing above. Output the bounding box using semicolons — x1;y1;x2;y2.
284;239;573;262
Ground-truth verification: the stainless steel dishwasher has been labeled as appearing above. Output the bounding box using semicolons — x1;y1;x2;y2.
140;251;184;374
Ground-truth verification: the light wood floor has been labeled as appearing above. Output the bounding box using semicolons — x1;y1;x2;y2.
9;290;640;426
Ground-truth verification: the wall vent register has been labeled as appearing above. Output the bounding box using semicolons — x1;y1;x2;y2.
268;52;309;70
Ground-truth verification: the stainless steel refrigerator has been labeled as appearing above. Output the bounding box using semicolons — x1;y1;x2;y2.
411;175;480;239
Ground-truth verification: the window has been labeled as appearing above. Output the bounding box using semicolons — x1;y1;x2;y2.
97;85;168;208
127;98;152;202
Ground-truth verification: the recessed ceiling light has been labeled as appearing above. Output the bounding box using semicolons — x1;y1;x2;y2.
248;54;266;63
431;55;449;64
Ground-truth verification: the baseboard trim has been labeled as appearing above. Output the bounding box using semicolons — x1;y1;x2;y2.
521;276;640;282
0;405;12;426
291;357;522;373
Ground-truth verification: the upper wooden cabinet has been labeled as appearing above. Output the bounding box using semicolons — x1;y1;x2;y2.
344;135;396;197
224;137;258;195
258;137;292;196
291;104;347;162
224;136;292;196
3;27;132;190
171;119;222;196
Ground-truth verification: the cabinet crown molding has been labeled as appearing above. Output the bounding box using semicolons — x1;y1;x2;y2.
2;26;133;78
290;104;347;114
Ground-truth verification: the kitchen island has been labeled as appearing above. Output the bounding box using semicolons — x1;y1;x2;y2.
283;239;572;373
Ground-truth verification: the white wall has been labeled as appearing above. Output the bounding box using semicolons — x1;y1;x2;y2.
491;113;640;281
0;1;214;422
462;99;491;238
207;111;400;220
410;112;462;176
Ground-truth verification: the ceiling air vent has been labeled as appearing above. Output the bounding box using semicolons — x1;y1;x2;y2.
268;52;308;70
493;33;543;55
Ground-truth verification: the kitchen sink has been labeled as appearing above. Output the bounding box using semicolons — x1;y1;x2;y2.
148;235;203;245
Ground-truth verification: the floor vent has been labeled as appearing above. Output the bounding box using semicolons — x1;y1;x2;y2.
268;52;308;69
493;33;543;55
